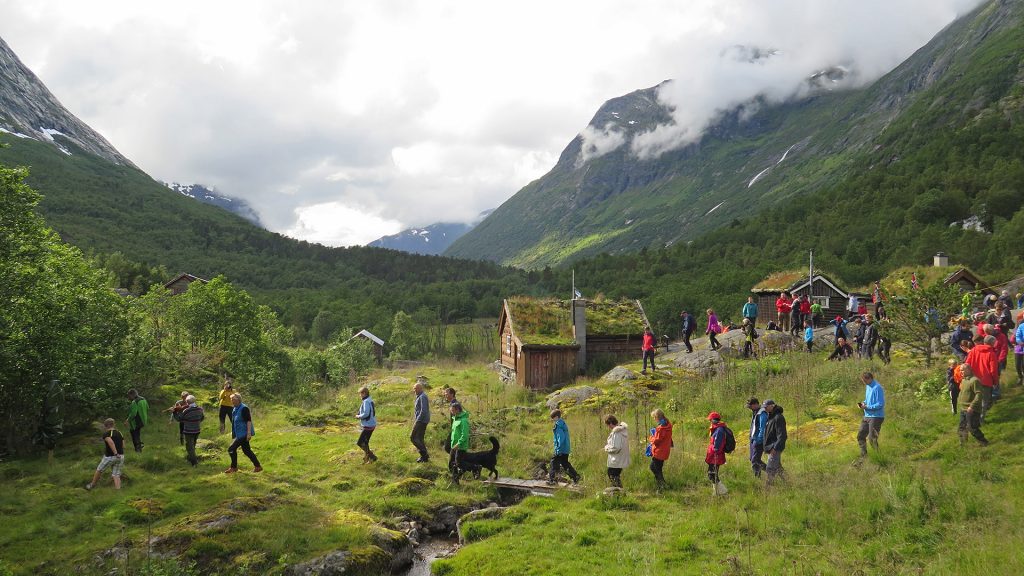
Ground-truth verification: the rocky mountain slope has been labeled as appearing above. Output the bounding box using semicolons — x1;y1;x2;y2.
164;182;263;226
368;209;493;255
447;0;1019;268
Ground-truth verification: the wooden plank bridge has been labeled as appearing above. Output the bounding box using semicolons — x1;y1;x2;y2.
483;477;579;496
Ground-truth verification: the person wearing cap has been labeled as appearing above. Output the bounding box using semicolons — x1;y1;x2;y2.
856;372;885;459
830;315;849;344
762;400;787;484
173;394;205;467
957;364;989;446
218;378;235;434
705;412;728;494
648;409;673;491
747;398;767;478
448;402;470;482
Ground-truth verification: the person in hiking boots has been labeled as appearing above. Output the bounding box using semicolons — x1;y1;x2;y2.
641;327;657;375
218;377;235;434
741;318;757;359
355;386;378;463
225;393;262;473
762;400;787;484
173;395;205;467
680;311;696;353
411;381;430;462
86;419;124;491
124;389;149;453
548;409;580;485
776;291;793;333
603;414;630;488
742;296;758;328
966;334;998;420
449;402;470;483
856;372;885;460
165;391;189;445
957;364;989;447
648;408;673;491
706;308;722;351
705;412;729;495
747;398;768;478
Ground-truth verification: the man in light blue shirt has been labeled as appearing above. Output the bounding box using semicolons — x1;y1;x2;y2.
355;386;377;463
742;296;759;328
856;372;885;458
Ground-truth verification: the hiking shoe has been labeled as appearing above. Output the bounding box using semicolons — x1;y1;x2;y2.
85;483;94;491
545;479;557;486
416;457;429;463
224;467;238;474
253;466;263;473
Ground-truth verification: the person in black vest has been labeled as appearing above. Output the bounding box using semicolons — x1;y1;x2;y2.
86;419;124;490
174;395;205;467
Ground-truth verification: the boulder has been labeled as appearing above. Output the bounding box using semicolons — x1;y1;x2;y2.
424;505;472;535
665;349;725;374
601;366;638;382
370;526;414;573
456;507;507;545
545;386;602;410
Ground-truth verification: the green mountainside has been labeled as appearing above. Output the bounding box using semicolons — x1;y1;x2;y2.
447;0;1024;269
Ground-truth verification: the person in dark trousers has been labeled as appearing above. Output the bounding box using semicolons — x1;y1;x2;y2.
225;393;262;473
804;321;814;353
410;381;430;462
1015;317;1024;385
165;391;189;445
947;359;962;414
706;309;722;351
680;311;696;353
856;372;885;460
174;395;205;467
603;414;630;488
124;389;149;453
741;318;757;359
648;408;673;491
949;318;973;363
790;297;803;337
828;338;855;361
747;398;768;478
218;378;235;434
762;399;787;484
355;386;378;463
862;317;878;361
86;418;124;490
449;402;470;482
957;364;989;446
548;409;580;484
742;296;758;328
705;412;728;495
641;327;657;375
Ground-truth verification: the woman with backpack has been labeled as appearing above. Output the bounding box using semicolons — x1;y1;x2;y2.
648;409;673;491
705;412;732;496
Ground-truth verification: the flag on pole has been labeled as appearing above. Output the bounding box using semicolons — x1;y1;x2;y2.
872;281;881;303
573;289;582;299
911;272;919;290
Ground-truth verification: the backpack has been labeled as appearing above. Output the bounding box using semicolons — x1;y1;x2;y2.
722;426;736;454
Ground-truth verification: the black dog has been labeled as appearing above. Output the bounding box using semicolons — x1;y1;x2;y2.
452;436;500;483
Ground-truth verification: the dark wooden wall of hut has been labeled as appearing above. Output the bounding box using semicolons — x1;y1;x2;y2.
521;348;578;390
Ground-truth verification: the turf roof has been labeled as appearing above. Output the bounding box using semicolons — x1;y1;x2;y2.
505;296;646;346
751;269;844;292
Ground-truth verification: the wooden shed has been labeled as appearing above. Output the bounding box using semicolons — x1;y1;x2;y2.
354;329;385;365
498;297;648;390
164;273;208;296
752;271;866;325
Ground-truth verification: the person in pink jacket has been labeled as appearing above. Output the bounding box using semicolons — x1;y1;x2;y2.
706;308;722;351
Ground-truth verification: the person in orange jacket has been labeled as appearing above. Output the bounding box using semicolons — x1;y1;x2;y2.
648;409;673;491
705;412;729;494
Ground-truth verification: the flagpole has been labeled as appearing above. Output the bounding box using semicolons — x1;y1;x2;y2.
572;269;575;300
809;250;813;296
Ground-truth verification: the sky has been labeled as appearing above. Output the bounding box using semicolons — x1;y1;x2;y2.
0;0;984;246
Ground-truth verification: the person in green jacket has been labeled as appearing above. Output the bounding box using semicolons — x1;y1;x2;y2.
448;402;470;482
125;389;149;453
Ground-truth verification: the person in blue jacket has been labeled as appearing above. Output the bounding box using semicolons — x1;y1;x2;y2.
547;409;580;485
747;397;768;478
742;296;759;328
355;386;378;463
225;393;262;473
856;372;885;459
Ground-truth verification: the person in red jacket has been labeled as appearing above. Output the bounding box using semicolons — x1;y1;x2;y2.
641;327;657;375
986;325;1009;399
705;412;729;495
799;296;812;327
776;292;793;333
966;335;998;420
648;408;673;491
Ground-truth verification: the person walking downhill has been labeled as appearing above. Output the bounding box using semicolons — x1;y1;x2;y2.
641;327;657;375
410;381;430;462
225;393;262;473
705;412;729;495
957;364;989;447
174;395;205;467
706;309;722;351
947;359;962;415
742;296;758;329
166;391;189;445
856;372;885;462
355;386;378;463
448;402;470;483
965;335;998;421
86;419;124;491
680;311;696;353
762;400;787;485
776;291;793;334
548;409;580;485
603;415;630;489
987;324;1009;400
125;389;149;453
218;378;235;434
747;398;768;478
648;409;673;491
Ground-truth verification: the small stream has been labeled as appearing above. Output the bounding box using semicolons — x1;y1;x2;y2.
401;537;457;576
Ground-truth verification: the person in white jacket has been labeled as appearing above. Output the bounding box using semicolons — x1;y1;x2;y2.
603;415;630;488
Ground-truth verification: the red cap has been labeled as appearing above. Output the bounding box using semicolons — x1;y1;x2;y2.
707;411;721;421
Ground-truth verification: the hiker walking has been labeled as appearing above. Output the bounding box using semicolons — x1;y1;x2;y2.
603;414;630;488
947;359;962;414
862;317;878;361
225;393;262;473
448;402;470;482
410;381;430;462
706;308;722;351
641;327;657;375
86;419;124;491
124;389;149;453
355;386;378;463
790;296;803;337
965;335;997;419
776;291;793;333
648;409;673;491
548;409;580;485
856;372;885;459
741;318;757;359
742;296;758;328
1014;315;1024;385
680;311;696;353
811;299;823;327
804;321;814;353
218;378;235;434
705;412;729;495
165;391;188;445
762;400;787;484
173;395;205;467
957;364;989;446
747;398;767;478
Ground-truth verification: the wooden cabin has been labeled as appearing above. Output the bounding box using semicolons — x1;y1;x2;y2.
498;297;648;390
751;271;867;325
164;273;208;295
353;329;385;365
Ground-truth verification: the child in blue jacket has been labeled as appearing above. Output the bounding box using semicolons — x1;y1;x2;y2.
547;409;580;485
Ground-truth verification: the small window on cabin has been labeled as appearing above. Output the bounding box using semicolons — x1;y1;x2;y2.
812;296;829;309
506;334;512;356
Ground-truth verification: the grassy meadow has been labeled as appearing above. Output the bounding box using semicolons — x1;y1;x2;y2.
0;349;1022;575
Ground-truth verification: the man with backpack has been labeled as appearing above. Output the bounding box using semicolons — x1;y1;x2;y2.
679;311;695;353
705;412;734;495
762;399;787;484
747;398;768;478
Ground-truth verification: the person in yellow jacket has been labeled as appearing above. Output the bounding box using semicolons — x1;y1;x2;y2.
218;378;235;434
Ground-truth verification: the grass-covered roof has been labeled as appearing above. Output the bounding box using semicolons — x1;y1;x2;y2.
751;269;844;293
874;265;988;296
506;296;646;346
